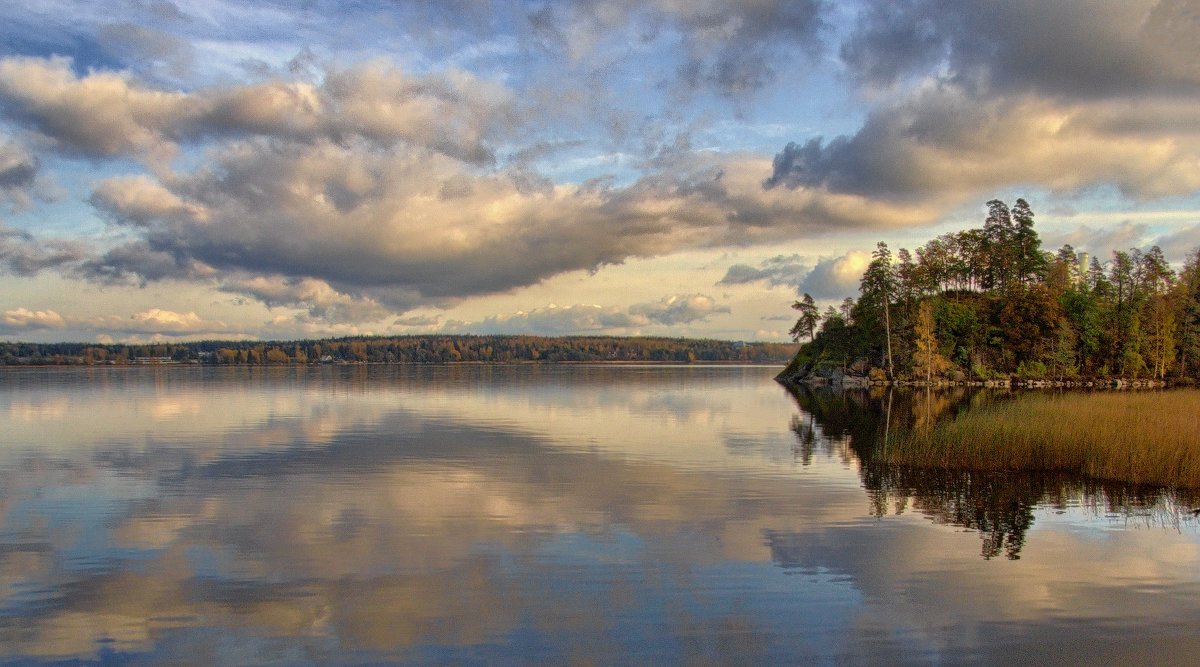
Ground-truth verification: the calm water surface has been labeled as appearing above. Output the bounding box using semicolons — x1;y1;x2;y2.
1;365;1198;664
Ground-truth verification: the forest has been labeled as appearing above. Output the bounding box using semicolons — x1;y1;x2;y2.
0;335;796;366
783;199;1200;384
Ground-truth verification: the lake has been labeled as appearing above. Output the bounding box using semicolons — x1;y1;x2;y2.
1;365;1198;664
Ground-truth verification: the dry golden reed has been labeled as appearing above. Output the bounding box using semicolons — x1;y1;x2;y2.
885;390;1200;488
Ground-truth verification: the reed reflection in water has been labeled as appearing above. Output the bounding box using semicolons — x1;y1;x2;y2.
788;385;1200;560
0;366;1198;664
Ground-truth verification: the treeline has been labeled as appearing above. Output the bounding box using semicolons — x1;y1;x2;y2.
0;335;797;366
786;198;1200;382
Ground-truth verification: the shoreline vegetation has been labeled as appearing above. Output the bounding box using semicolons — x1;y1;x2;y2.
776;198;1200;389
0;335;797;366
777;197;1200;489
882;390;1200;489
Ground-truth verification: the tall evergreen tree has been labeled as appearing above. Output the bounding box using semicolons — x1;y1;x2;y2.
858;242;897;378
982;199;1014;290
1011;198;1048;286
790;293;821;342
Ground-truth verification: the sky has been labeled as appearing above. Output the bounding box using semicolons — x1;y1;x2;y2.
1;0;1199;344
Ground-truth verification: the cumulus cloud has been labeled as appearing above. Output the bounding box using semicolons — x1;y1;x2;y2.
630;293;730;325
0;302;235;339
0;56;513;164
769;1;1200;215
1044;222;1154;259
797;251;870;299
841;0;1200;98
0;136;38;207
718;250;868;298
0;55;192;159
0;226;90;276
0;53;947;326
718;254;808;290
0;134;61;210
220;276;393;324
79;308;231;337
766;86;1200;201
2;307;65;331
1155;224;1200;262
83;141;935;308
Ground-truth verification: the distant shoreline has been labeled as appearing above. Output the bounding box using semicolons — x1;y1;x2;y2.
0;359;788;369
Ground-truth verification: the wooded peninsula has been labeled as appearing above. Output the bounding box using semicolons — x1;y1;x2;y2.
779;198;1200;387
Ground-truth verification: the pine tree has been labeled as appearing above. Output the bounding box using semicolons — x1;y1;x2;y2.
789;293;821;342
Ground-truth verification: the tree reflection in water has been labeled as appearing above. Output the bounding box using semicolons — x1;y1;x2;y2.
786;386;1199;560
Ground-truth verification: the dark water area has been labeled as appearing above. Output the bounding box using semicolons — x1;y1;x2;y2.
1;366;1198;664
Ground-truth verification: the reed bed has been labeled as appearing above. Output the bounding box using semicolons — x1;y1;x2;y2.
884;390;1200;489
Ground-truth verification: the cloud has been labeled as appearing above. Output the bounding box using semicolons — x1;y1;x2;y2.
1;307;65;331
841;1;1200;98
629;293;730;325
445;293;728;335
445;304;639;335
0;226;90;276
0;302;234;339
1043;222;1154;260
767;2;1200;220
766;85;1200;202
0;56;514;164
0;136;38;206
80;308;232;338
718;250;868;298
83;141;936;309
531;0;825;100
392;314;443;328
220;275;393;324
0;55;192;159
97;22;194;79
0;134;60;210
797;250;870;299
718;254;808;290
1155;224;1200;263
1;54;947;326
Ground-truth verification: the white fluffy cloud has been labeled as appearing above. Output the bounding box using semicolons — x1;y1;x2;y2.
0;56;513;164
2;307;65;330
83;140;934;311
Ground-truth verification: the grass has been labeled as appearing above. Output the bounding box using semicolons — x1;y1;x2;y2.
883;389;1200;489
